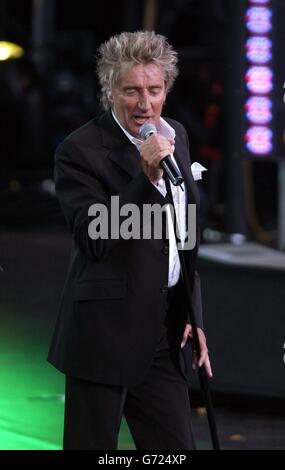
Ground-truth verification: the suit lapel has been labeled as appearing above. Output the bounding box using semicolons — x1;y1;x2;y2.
172;126;200;256
98;111;142;180
108;146;142;180
173;136;199;206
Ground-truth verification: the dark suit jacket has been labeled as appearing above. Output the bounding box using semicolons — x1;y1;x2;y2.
48;110;203;386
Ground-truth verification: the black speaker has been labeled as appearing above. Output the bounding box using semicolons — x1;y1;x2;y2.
190;243;285;399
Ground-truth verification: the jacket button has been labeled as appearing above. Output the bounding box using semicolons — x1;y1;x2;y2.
160;286;168;293
162;246;169;255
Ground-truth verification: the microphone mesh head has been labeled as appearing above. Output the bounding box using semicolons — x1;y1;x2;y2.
139;123;157;140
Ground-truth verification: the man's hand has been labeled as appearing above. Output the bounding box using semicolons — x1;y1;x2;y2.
181;324;213;378
139;133;175;184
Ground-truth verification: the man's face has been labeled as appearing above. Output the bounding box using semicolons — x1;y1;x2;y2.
111;63;167;138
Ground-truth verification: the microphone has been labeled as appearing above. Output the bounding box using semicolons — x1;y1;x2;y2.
139;123;184;187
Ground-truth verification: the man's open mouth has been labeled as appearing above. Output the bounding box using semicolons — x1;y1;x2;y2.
133;116;153;125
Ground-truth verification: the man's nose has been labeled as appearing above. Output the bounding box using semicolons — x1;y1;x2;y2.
138;92;151;111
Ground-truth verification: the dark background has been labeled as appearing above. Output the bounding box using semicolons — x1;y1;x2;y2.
1;0;282;241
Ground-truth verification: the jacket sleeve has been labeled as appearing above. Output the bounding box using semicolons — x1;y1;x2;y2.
54;139;167;260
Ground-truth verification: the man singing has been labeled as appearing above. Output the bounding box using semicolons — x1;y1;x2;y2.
48;30;212;450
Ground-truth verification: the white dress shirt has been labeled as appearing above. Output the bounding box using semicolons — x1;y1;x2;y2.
111;110;187;287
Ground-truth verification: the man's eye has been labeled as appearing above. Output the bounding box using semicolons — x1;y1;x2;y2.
150;88;161;95
125;89;136;95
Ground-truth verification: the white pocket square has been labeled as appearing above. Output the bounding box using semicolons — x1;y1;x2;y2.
191;162;207;181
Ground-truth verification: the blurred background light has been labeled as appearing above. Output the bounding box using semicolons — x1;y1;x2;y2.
246;36;272;64
249;0;270;4
244;0;273;156
246;7;272;34
0;41;24;61
245;66;273;94
245;126;273;154
245;96;272;124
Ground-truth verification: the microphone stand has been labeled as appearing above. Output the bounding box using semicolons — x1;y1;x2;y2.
164;177;220;450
